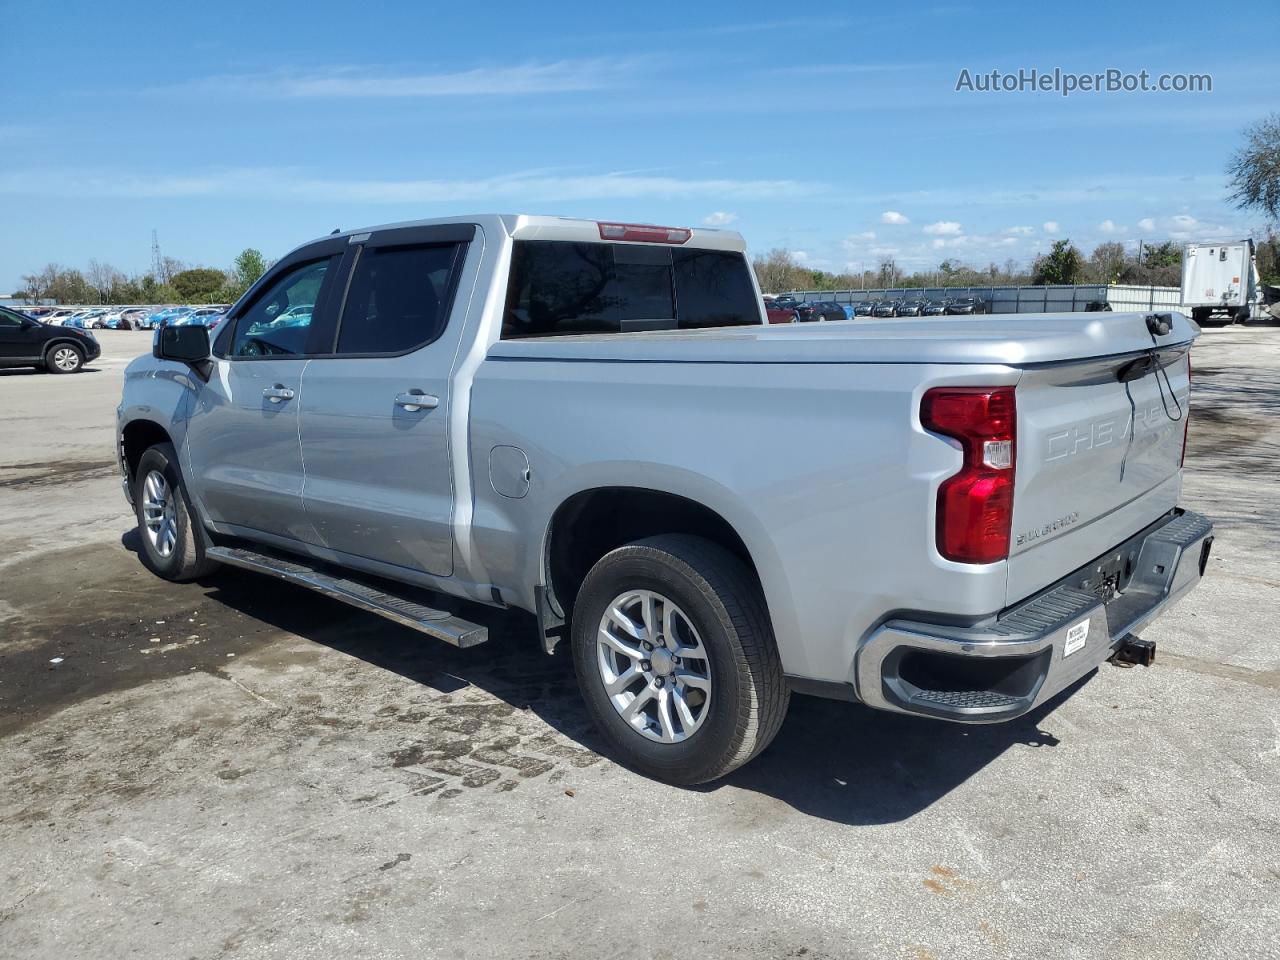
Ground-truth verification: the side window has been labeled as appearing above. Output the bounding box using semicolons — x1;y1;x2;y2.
229;258;333;358
0;310;23;328
335;243;461;354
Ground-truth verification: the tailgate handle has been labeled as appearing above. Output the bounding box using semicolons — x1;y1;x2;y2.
1116;355;1155;383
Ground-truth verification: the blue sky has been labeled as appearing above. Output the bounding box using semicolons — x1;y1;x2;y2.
2;0;1277;291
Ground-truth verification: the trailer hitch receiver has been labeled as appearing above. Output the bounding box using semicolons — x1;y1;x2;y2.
1111;635;1157;667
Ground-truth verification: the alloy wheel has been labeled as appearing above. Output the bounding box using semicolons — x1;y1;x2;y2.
595;589;712;743
142;469;178;558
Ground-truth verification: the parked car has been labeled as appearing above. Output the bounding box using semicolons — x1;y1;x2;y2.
922;300;951;316
853;300;878;317
258;304;311;328
101;308;136;330
764;301;797;324
798;300;846;322
897;299;928;317
117;214;1212;785
143;307;194;329
40;309;76;325
65;309;106;328
946;297;987;315
182;307;229;327
770;295;798;309
0;305;101;373
872;300;898;317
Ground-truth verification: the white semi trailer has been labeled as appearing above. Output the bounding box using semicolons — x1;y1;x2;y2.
1181;239;1260;324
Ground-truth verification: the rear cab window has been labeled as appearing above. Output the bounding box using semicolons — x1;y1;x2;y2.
501;241;760;339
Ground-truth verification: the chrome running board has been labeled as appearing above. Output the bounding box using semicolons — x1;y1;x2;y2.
206;545;488;648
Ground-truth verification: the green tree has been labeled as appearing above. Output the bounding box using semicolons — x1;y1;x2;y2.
1227;113;1280;222
233;248;268;288
1032;239;1084;285
171;267;228;303
219;248;269;302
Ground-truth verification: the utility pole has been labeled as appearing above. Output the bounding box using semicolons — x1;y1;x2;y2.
151;230;163;282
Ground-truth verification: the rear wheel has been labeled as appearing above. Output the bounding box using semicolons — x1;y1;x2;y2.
45;343;83;374
133;443;219;581
570;534;789;784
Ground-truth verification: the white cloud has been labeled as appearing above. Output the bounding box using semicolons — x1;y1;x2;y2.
792;250;810;262
841;231;877;248
702;211;738;226
1137;217;1156;232
880;210;910;225
923;220;962;236
1043;221;1060;234
0;167;820;204
1004;226;1034;235
173;59;642;98
998;237;1019;246
1172;214;1198;227
1098;219;1121;234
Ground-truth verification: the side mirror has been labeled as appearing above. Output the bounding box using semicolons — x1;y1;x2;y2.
153;322;211;363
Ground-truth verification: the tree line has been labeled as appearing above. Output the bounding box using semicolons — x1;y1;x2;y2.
16;249;270;305
752;238;1190;295
755;232;1280;295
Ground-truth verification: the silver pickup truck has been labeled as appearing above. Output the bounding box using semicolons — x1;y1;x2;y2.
117;215;1213;783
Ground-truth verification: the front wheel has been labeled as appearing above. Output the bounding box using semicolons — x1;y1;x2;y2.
570;534;789;784
45;343;84;374
133;443;219;582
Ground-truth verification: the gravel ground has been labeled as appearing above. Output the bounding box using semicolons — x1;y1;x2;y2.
1;325;1278;960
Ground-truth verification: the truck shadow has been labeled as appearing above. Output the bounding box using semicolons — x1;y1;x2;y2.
704;686;1073;825
169;551;1079;827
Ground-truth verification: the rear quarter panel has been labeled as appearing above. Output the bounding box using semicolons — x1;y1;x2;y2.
468;356;1019;683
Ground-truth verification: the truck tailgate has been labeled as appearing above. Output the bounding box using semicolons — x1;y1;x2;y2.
1007;345;1192;605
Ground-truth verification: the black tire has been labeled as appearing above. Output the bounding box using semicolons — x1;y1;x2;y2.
44;342;84;374
570;534;789;785
132;443;219;582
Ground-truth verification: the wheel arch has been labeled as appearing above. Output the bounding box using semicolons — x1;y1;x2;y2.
120;418;175;486
542;485;773;628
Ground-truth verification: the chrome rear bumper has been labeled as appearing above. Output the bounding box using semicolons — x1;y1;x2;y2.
855;509;1214;722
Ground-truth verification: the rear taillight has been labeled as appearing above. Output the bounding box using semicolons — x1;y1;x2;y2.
921;387;1017;564
597;222;691;244
1180;353;1191;467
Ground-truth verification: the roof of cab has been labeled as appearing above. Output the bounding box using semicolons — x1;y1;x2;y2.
311;214;746;254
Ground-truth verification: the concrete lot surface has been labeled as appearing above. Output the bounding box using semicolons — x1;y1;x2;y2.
1;327;1278;959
